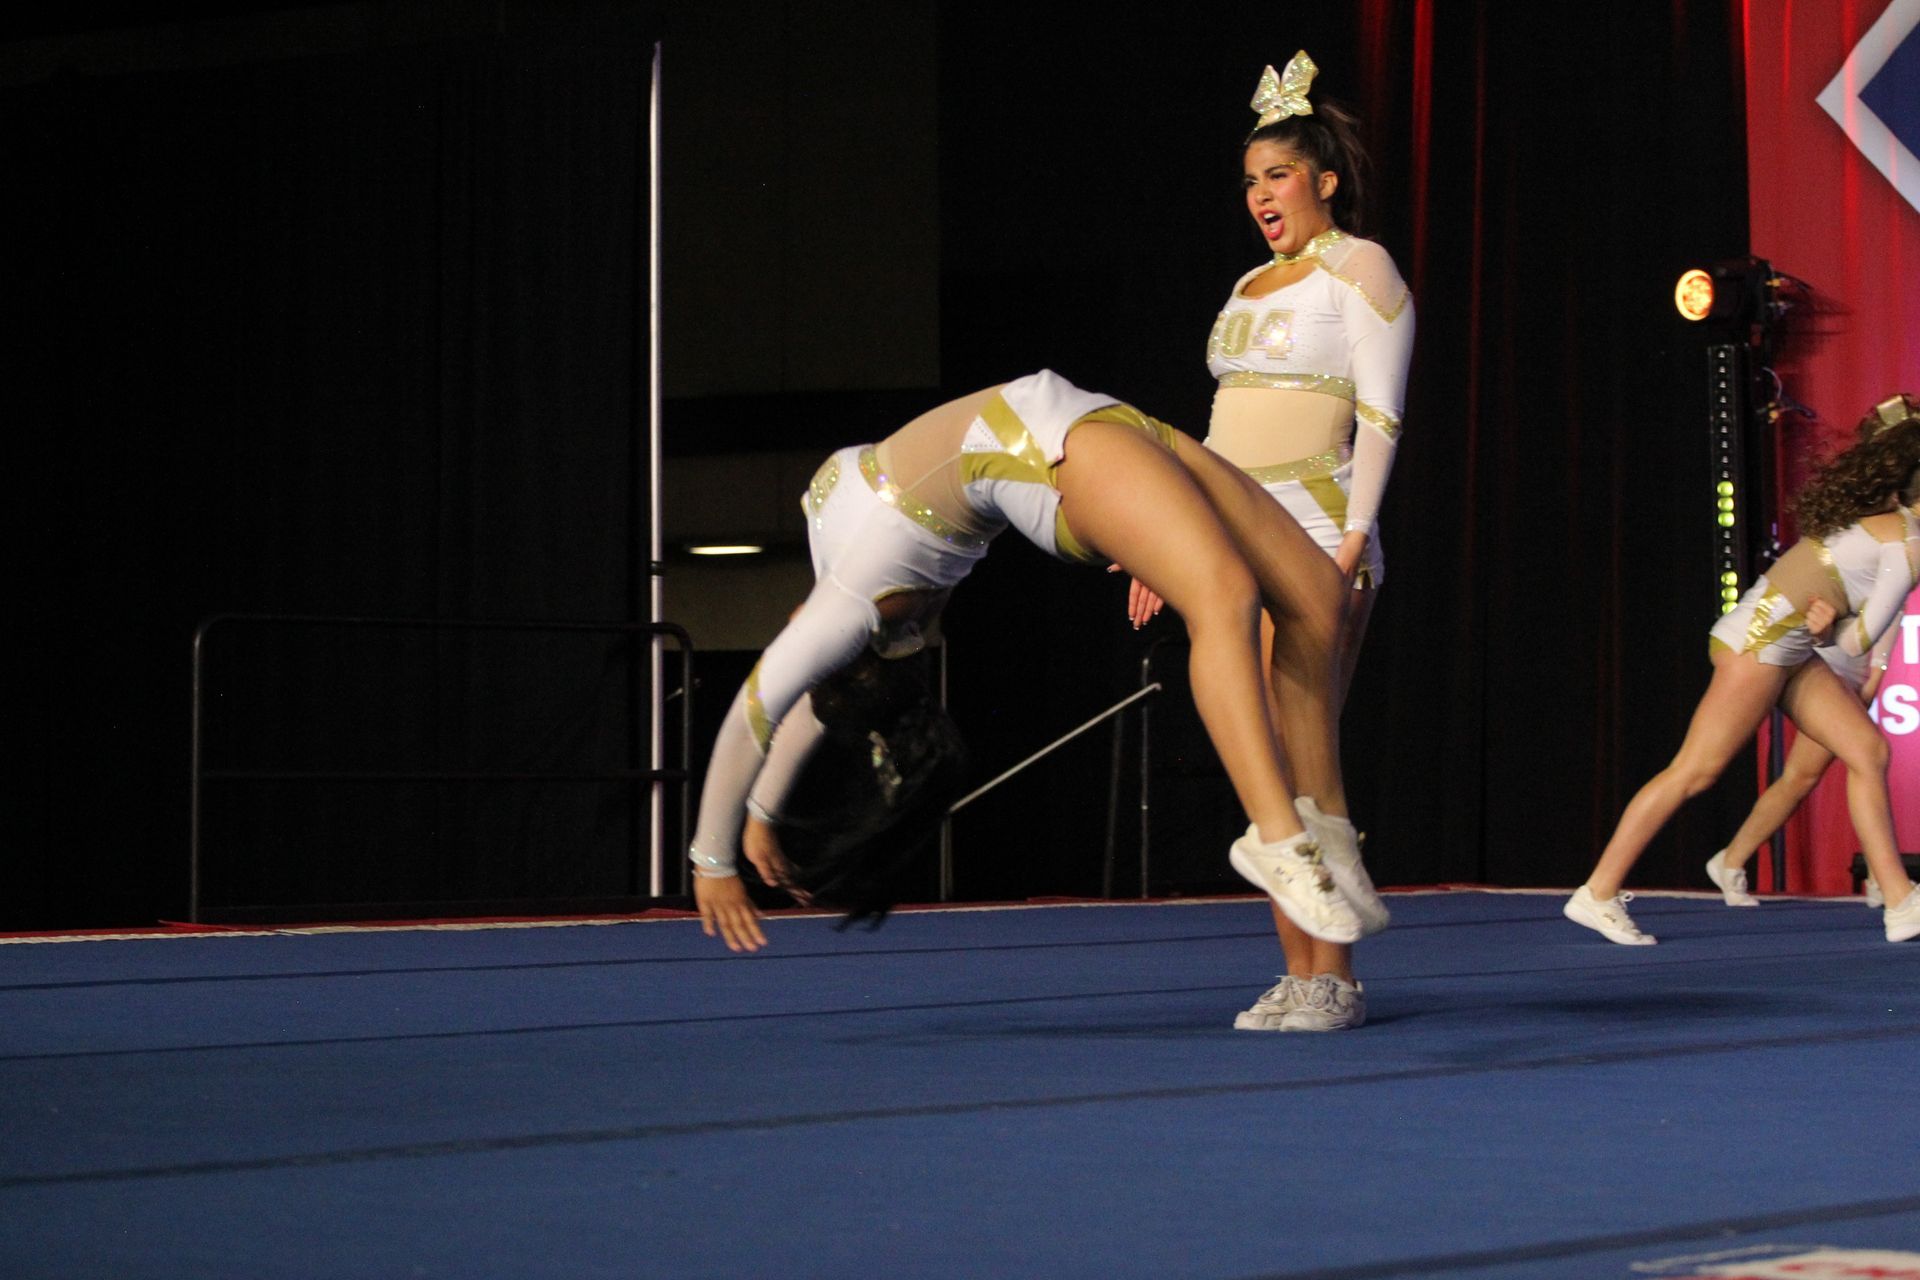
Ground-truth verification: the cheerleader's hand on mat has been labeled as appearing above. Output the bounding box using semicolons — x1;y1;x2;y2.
694;874;768;953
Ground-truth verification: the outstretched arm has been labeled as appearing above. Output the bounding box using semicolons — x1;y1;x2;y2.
687;579;877;949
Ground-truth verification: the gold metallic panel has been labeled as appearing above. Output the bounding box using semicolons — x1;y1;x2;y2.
1052;507;1098;563
1741;589;1803;653
1301;474;1350;529
1815;541;1845;594
745;664;772;753
978;392;1057;477
959;451;1049;490
1078;404;1179;451
1355;402;1403;441
1241;443;1352;486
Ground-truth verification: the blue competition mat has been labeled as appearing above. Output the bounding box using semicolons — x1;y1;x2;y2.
3;891;1918;1279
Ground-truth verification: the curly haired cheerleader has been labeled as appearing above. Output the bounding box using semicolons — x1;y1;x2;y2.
1567;398;1920;945
1702;396;1919;909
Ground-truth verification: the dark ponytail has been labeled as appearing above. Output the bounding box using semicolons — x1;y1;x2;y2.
772;647;969;927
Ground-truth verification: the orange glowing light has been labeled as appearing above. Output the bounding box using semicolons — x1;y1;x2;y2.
1674;269;1714;321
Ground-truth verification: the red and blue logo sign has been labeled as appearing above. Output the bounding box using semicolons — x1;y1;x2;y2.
1818;0;1920;214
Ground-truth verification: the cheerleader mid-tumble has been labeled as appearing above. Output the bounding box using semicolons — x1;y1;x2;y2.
687;371;1388;954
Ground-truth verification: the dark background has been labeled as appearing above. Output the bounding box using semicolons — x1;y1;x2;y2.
4;0;1755;929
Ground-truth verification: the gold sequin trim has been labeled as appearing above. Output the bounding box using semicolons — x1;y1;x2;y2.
858;447;990;551
1242;443;1352;485
1322;264;1412;323
1271;227;1348;266
803;453;841;525
1355;402;1402;441
1216;371;1357;399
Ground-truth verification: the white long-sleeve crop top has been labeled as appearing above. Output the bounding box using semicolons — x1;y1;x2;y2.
1205;230;1414;535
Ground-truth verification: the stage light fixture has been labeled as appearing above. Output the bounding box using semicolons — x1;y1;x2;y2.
1674;258;1778;330
687;543;765;557
1674;269;1714;321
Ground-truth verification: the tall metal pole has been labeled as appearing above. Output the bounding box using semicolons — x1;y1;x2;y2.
647;41;666;897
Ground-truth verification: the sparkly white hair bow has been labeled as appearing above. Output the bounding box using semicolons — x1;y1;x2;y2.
1250;50;1318;128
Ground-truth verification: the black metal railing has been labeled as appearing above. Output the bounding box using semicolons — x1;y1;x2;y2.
189;613;692;922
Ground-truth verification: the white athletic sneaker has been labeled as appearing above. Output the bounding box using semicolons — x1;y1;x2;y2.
1229;826;1364;944
1886;885;1920;943
1279;974;1367;1032
1866;875;1886;909
1295;797;1390;936
1704;850;1759;907
1563;885;1657;945
1233;975;1306;1031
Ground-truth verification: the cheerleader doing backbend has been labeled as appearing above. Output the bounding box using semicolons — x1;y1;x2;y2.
1567;403;1920;945
1128;53;1414;1030
1702;395;1918;910
687;371;1377;953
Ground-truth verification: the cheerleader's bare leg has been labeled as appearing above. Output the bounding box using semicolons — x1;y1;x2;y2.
1717;730;1834;876
1776;659;1914;910
1053;420;1304;843
1587;649;1791;902
1257;581;1378;980
1159;431;1384;975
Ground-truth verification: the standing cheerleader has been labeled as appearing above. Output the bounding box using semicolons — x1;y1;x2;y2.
1130;52;1414;1029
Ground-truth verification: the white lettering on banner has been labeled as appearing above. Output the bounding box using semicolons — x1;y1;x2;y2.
1873;683;1919;736
1903;613;1920;666
1641;1246;1920;1278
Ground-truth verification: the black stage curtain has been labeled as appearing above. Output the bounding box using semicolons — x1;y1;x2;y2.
936;1;1753;898
5;6;660;927
8;2;1755;925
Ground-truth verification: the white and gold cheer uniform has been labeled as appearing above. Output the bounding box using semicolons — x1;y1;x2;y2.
1204;229;1413;585
689;370;1175;875
1708;507;1919;671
